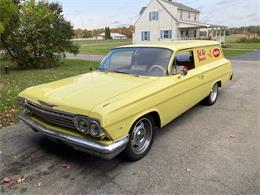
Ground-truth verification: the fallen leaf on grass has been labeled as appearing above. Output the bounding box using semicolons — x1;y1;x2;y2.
59;192;64;195
17;177;25;183
2;177;13;184
2;176;25;185
62;164;70;169
186;168;192;173
229;135;236;138
38;182;42;187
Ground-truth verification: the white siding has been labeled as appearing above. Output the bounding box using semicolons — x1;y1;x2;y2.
133;0;201;43
134;0;177;43
178;10;199;21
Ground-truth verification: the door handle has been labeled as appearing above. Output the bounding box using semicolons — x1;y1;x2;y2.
199;74;204;79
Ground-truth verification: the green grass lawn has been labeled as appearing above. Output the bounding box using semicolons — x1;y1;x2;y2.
225;34;246;43
223;50;253;58
227;42;260;50
223;43;260;58
75;39;132;55
0;59;100;128
223;35;260;57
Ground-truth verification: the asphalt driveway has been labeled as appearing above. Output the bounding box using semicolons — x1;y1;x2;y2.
0;52;260;195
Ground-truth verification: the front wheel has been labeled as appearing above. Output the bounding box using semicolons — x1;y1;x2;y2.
123;116;155;161
203;83;219;106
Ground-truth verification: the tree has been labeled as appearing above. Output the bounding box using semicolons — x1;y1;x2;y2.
105;27;111;39
82;30;91;38
0;0;78;69
0;0;19;47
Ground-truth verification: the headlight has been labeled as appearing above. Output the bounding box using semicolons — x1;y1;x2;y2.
73;115;104;138
73;116;89;134
77;118;90;134
89;121;104;138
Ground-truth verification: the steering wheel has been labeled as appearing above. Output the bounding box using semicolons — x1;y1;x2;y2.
149;65;166;74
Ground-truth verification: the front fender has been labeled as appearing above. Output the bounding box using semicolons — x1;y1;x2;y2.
102;108;162;141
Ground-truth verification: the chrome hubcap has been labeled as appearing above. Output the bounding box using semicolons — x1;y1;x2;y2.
131;118;152;155
210;85;218;102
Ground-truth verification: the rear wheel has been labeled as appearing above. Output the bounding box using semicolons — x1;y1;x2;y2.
123;116;155;161
203;83;219;105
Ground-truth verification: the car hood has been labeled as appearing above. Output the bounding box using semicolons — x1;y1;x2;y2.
20;71;158;115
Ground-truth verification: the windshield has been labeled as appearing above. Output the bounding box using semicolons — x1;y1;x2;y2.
99;47;173;76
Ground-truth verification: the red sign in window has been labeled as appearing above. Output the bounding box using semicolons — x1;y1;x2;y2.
213;48;220;57
197;49;206;62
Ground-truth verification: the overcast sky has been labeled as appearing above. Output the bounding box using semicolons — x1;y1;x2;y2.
59;0;260;29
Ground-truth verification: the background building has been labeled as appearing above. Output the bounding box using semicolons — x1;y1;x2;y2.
133;0;227;44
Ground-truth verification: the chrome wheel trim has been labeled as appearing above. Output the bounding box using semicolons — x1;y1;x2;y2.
210;84;218;102
131;118;153;155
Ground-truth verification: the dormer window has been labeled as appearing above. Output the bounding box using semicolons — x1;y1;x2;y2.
149;11;159;21
180;11;183;19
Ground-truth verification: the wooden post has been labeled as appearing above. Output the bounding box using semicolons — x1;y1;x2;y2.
224;28;226;44
4;65;10;74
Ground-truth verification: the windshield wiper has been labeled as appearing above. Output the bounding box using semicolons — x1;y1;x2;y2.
113;70;140;77
113;71;130;75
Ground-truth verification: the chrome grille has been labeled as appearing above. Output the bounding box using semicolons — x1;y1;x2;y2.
26;101;76;130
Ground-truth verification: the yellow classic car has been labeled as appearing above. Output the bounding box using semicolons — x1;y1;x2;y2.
17;41;233;161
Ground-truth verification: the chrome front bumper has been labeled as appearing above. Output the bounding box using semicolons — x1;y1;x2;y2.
19;115;129;160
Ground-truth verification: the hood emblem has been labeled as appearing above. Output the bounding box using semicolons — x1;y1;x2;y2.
38;100;57;108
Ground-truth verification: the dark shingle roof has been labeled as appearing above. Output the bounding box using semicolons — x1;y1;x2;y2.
161;0;200;13
139;7;146;15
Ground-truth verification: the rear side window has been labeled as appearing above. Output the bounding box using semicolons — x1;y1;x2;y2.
173;51;195;74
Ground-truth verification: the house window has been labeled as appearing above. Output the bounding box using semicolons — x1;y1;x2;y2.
164;31;169;39
188;12;191;19
194;30;197;37
160;30;173;39
149;11;159;21
194;14;197;21
181;30;184;37
180;11;183;19
141;31;150;41
186;30;189;36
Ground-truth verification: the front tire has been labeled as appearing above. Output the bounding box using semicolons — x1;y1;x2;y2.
203;83;219;106
123;116;155;161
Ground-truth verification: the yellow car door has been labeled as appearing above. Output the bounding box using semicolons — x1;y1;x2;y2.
159;50;206;125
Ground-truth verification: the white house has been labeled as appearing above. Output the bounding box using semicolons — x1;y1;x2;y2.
133;0;227;44
100;33;127;40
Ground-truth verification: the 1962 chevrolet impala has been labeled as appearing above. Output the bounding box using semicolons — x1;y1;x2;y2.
17;41;233;161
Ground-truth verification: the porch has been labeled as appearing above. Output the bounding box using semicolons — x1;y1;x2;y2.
177;21;227;44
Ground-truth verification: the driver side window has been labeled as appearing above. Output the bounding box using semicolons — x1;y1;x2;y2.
173;51;195;75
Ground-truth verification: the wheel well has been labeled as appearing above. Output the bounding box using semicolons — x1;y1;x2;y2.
147;111;161;128
217;81;222;88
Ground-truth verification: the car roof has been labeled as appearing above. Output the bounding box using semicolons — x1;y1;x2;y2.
117;40;220;52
